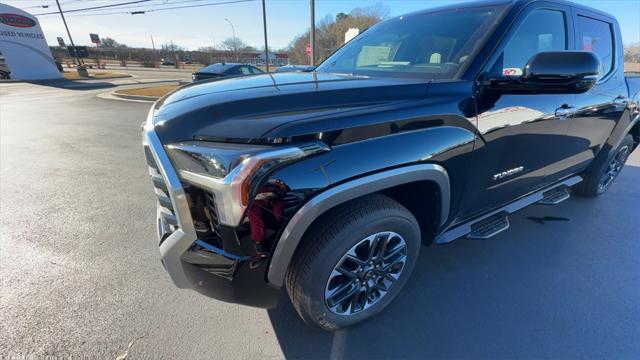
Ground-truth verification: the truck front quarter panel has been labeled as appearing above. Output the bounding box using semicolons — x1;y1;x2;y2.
249;122;477;287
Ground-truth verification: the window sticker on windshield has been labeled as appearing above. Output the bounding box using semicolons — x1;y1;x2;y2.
503;68;522;76
356;46;391;67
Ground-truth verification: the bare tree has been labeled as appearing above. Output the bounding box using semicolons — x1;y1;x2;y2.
196;46;217;65
350;2;390;20
161;42;185;68
100;37;127;49
625;44;640;63
287;4;388;65
219;37;255;62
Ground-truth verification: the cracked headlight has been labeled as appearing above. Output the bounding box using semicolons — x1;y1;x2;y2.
165;141;329;226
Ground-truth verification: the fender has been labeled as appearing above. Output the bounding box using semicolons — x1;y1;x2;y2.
247;124;476;287
266;163;449;287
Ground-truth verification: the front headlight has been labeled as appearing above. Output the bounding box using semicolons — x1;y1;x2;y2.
165;141;329;226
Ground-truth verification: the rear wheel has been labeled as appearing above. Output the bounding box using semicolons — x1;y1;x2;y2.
575;134;633;197
285;194;421;331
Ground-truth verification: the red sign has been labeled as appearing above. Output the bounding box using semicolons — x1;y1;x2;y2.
306;43;311;56
0;13;36;28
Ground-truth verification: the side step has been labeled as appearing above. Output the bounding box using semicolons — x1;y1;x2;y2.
538;186;570;205
435;175;583;244
467;212;509;240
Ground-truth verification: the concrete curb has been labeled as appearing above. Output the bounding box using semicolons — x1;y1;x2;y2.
107;81;189;102
96;91;153;103
97;80;186;103
111;92;159;102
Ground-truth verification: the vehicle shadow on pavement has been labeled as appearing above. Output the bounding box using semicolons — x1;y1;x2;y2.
267;163;640;359
26;79;116;90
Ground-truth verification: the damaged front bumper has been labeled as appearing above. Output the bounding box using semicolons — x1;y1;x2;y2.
142;113;280;308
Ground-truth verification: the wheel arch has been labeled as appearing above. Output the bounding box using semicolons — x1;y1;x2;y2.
629;113;640;150
267;163;450;287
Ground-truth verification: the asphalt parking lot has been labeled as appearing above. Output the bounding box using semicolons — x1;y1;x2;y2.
1;77;639;359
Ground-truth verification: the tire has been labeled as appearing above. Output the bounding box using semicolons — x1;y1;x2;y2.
285;194;421;331
574;134;634;197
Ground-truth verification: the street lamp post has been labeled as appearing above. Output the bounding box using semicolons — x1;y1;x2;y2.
224;18;239;62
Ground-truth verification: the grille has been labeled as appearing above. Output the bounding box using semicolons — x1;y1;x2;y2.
204;191;222;239
144;145;179;237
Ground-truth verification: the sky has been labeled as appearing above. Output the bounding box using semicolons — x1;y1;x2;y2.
5;0;640;50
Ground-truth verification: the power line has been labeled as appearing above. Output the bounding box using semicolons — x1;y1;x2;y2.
22;0;124;10
57;0;256;17
34;0;153;16
62;0;222;13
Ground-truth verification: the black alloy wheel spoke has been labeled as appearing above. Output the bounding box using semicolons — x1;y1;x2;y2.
325;231;408;316
600;146;629;190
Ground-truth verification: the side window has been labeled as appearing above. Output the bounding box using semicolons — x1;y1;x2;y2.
501;9;566;76
576;15;614;79
239;66;252;75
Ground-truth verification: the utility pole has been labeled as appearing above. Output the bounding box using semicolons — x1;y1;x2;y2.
309;0;316;66
150;35;157;67
225;18;238;62
55;0;84;74
262;0;269;72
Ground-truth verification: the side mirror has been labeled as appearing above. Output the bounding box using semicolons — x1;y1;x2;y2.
486;51;600;94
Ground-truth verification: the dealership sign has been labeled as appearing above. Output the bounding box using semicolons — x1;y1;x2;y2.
0;13;36;28
0;3;61;80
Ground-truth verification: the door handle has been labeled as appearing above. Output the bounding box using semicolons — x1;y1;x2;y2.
555;105;575;119
613;95;628;106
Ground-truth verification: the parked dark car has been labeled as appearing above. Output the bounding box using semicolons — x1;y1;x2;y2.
142;0;640;331
191;63;264;82
275;65;315;73
160;59;175;66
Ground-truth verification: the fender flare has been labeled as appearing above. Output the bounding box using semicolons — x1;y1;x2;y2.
266;163;450;287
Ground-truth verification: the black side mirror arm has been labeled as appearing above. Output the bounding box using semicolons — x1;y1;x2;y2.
482;74;597;95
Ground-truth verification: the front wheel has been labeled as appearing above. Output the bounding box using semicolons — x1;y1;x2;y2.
574;134;633;197
285;194;421;331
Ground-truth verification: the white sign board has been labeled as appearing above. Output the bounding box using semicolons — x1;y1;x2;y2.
0;4;61;80
344;28;360;44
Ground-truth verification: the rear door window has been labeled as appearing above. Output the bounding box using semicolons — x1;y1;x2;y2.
576;15;614;79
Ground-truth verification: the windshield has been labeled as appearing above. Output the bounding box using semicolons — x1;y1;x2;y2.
316;5;506;80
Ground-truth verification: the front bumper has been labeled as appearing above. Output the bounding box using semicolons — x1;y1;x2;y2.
142;114;280;308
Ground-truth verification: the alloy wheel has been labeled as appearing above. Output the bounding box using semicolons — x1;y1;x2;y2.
599;145;629;192
324;231;407;315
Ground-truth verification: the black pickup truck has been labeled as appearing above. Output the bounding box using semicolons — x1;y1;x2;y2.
142;0;639;330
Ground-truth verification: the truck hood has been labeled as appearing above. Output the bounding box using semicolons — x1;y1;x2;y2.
152;72;429;144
